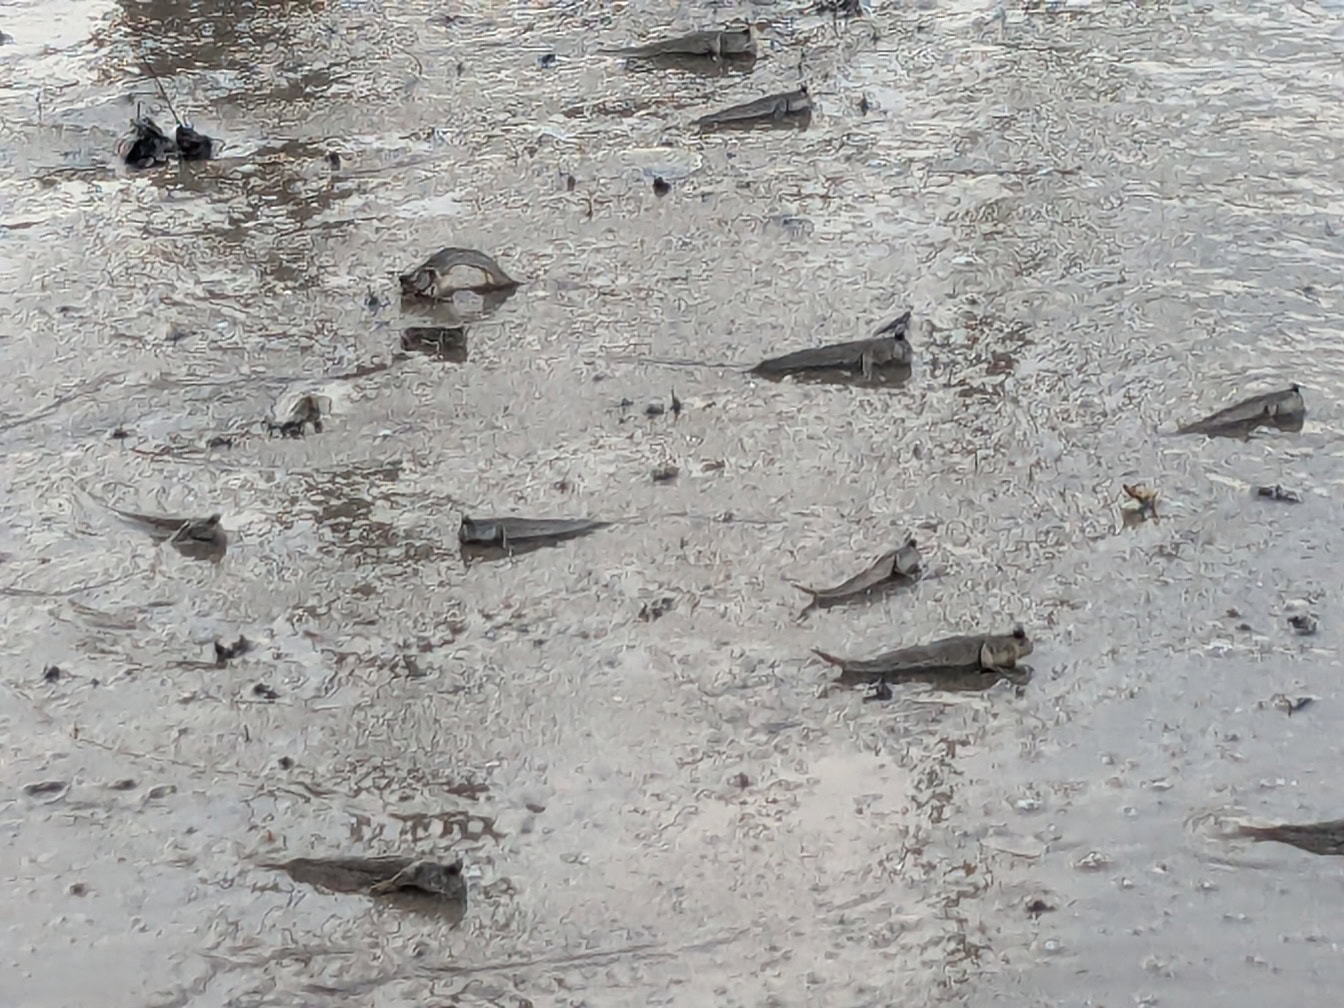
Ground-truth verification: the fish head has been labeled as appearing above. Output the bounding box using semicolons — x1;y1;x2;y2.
981;625;1033;669
399;266;436;297
893;538;922;575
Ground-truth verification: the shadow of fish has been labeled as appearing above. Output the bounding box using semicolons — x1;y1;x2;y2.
752;311;913;385
695;86;812;130
792;538;922;613
813;626;1033;689
1175;385;1304;439
401;326;468;362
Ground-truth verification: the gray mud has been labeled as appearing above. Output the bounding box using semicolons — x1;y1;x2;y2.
2;1;1343;1006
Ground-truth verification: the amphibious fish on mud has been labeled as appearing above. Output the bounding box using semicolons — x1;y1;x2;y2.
1176;384;1305;438
262;855;467;916
601;26;758;60
90;494;227;559
459;516;610;548
1235;818;1344;857
753;311;913;383
266;392;326;437
792;538;922;612
399;247;522;299
695;86;812;130
813;626;1033;684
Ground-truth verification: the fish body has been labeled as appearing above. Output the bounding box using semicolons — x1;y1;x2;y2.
1177;385;1305;438
1237;819;1344;857
752;329;912;382
603;26;757;59
175;123;215;160
399;247;522;299
458;516;610;547
695;87;811;129
120;116;175;169
813;626;1033;682
368;859;467;899
794;538;922;609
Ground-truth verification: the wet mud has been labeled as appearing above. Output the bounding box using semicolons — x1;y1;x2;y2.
3;2;1344;1007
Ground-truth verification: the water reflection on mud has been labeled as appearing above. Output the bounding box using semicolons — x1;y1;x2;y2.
3;0;1344;1006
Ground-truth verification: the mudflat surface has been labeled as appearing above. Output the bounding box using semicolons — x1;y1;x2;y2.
2;1;1343;1005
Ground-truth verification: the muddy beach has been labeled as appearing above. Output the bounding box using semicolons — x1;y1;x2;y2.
2;1;1344;1006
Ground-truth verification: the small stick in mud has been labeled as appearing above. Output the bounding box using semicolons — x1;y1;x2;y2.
1236;819;1344;857
1175;384;1305;439
695;87;812;130
399;248;522;299
137;57;218;161
792;538;922;613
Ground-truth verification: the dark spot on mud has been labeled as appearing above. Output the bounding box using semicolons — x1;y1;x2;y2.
639;597;676;621
1026;897;1054;917
214;636;252;666
863;682;894;702
109;427;130;440
69;882;88;896
525;802;546;814
253;683;280;701
652;464;679;483
109;778;137;790
42;665;62;682
729;772;750;789
1289;614;1318;636
206;435;234;449
24;780;68;796
645;401;664;417
326;150;341;169
146;785;176;800
278;756;294;769
538;53;557;69
565;173;576;191
653;176;671;196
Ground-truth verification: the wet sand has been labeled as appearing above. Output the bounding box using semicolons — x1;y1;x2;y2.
2;1;1343;1005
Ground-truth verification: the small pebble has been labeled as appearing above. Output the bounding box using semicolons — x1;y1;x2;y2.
278;756;294;770
652;176;671;196
42;665;62;682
